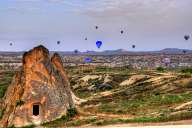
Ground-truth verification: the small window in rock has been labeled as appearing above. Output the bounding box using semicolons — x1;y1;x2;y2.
33;105;39;116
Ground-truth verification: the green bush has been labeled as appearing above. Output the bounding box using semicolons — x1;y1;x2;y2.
20;125;35;128
67;108;78;118
42;108;78;126
0;86;7;98
156;67;165;72
16;100;25;106
181;68;192;74
0;109;5;119
8;125;16;128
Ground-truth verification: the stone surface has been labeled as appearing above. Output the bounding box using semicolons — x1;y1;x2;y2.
0;45;75;127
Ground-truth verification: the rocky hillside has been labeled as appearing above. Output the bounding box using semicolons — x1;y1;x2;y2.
0;45;76;128
52;67;192;127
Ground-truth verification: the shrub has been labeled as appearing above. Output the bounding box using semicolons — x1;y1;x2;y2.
16;100;25;106
42;108;78;126
0;86;7;98
156;67;165;72
181;68;192;74
67;108;78;118
0;109;5;119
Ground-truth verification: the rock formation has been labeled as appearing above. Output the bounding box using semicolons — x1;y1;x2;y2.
0;45;76;127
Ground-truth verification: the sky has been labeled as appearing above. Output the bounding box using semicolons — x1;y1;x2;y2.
0;0;192;51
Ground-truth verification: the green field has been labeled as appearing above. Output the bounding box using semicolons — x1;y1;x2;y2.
1;67;192;127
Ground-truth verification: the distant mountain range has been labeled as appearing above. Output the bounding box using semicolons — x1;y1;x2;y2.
0;48;191;56
57;48;192;55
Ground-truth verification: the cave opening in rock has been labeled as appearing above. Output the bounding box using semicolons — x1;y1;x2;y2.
33;104;39;116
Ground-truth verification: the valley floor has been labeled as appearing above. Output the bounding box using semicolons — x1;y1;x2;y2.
1;67;192;127
84;125;192;128
82;119;192;128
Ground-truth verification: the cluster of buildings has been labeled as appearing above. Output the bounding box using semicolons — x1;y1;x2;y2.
62;54;192;69
0;53;192;70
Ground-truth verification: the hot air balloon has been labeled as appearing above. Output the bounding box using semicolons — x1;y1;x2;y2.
163;58;171;66
120;30;124;34
96;41;102;48
84;57;92;63
132;45;136;49
95;26;98;29
74;49;78;54
184;35;190;40
57;41;61;45
183;50;187;54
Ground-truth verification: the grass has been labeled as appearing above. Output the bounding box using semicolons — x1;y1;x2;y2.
42;108;78;127
8;125;35;128
92;117;161;126
0;71;15;98
181;68;192;74
10;111;192;127
92;111;192;126
52;68;192;126
0;109;5;119
67;116;97;127
55;110;192;127
156;67;166;72
97;93;192;115
2;68;192;127
75;90;92;99
0;86;7;98
95;66;131;74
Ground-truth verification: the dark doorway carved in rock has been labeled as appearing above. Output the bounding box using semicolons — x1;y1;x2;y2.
33;104;39;116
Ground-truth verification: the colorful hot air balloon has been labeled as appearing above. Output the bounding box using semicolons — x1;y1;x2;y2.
96;41;102;48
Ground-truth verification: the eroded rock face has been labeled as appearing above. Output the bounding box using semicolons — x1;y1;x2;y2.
0;45;75;127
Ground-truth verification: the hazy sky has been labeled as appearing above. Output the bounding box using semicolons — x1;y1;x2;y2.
0;0;192;51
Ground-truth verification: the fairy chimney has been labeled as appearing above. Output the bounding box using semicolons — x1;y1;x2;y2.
0;45;75;127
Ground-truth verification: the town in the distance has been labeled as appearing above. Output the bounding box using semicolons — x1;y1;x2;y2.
0;48;192;70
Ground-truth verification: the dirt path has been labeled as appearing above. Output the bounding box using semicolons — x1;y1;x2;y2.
79;119;192;128
85;125;192;128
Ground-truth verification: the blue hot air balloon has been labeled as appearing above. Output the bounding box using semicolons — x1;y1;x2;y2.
96;41;102;48
84;57;92;63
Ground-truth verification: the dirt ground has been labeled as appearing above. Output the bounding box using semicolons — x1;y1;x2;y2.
78;119;192;128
